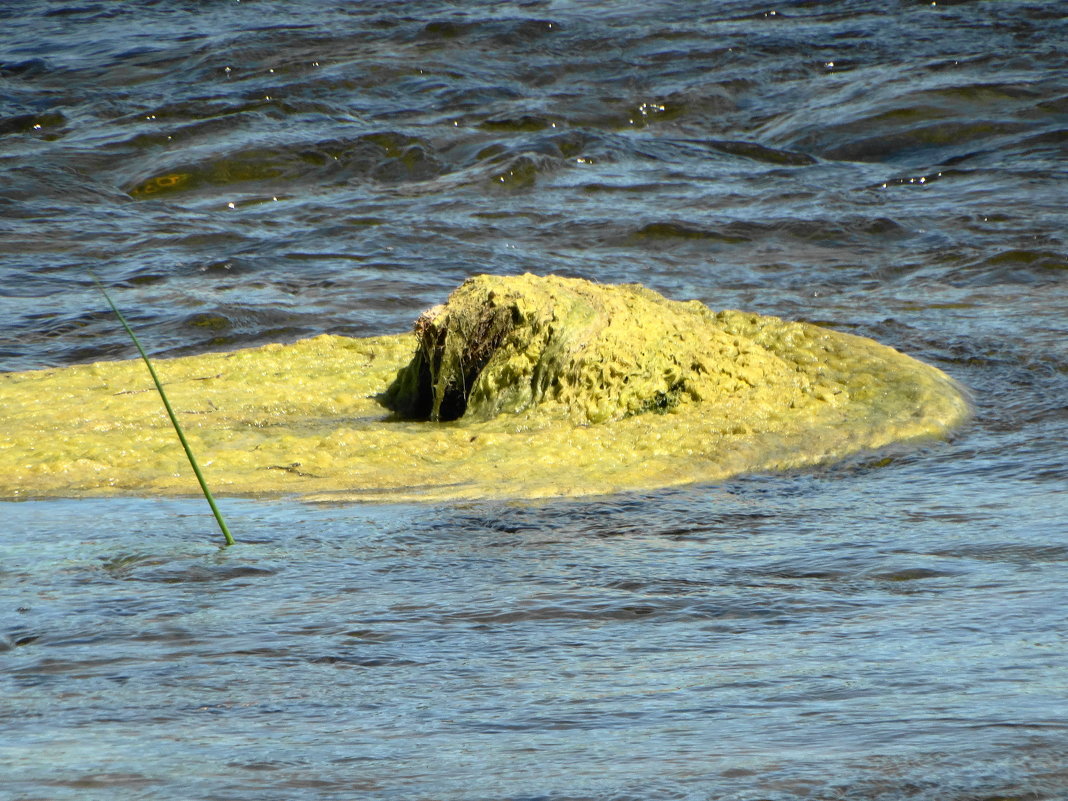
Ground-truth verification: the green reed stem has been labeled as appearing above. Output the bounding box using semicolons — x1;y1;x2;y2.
91;274;235;547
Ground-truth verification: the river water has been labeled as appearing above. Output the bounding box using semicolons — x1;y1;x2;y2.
1;1;1066;799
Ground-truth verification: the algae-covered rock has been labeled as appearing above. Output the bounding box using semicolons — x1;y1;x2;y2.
0;274;970;503
383;273;851;425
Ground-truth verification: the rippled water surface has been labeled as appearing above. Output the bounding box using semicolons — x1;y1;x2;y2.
2;1;1066;799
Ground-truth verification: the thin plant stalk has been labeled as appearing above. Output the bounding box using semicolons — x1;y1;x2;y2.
91;274;235;547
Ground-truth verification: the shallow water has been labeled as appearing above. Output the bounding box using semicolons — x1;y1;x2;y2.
1;1;1066;799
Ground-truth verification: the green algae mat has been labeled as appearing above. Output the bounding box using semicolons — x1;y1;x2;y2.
0;274;970;503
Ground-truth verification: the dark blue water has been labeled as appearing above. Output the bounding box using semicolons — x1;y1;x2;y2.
2;2;1066;799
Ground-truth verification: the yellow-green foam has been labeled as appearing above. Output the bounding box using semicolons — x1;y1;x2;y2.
0;275;969;502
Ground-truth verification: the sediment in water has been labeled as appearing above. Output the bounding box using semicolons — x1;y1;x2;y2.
0;274;970;502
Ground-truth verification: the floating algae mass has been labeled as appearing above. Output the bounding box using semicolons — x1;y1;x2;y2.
0;274;969;502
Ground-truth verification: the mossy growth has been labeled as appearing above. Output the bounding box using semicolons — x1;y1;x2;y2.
382;273;819;425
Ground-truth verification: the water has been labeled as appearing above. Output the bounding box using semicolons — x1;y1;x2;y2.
1;1;1066;799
